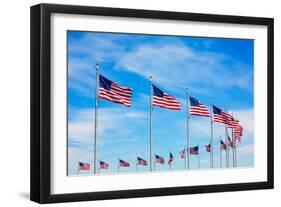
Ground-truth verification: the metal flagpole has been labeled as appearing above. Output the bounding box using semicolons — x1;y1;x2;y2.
210;99;214;168
220;137;222;168
186;88;190;170
231;113;235;167
93;63;99;174
198;143;200;169
184;145;187;170
136;155;138;172
232;128;235;167
234;139;237;167
149;76;153;172
77;161;80;175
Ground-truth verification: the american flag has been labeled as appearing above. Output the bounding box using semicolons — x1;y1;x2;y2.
137;157;148;166
212;105;228;124
189;146;199;155
222;111;233;124
179;149;185;159
227;118;239;129
119;159;130;167
205;144;211;152
189;96;210;116
234;124;243;141
152;85;181;110
79;162;90;170
220;140;227;150
168;152;174;165
155;154;164;164
228;137;234;148
99;74;132;107
99;161;109;169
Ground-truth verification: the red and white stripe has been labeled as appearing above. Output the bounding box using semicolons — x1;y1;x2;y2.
153;93;181;110
190;103;210;116
99;83;132;107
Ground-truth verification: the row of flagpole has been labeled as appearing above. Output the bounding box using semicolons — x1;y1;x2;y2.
91;63;240;174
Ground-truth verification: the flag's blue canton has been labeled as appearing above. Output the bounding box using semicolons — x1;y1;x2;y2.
213;105;222;115
99;74;112;90
155;154;160;159
137;157;142;161
170;153;173;158
119;159;125;163
194;146;198;151
153;85;164;97
190;96;200;106
220;140;224;144
100;161;105;165
79;162;84;166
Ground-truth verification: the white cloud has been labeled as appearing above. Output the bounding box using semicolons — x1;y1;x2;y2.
116;42;253;93
68;107;147;147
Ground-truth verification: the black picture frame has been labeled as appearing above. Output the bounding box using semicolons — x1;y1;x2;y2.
30;3;274;204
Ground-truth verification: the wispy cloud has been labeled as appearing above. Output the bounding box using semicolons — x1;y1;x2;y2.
116;42;253;94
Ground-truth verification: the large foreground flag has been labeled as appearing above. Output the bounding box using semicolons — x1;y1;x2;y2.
119;159;130;167
79;162;90;170
99;161;109;169
189;96;210;116
168;152;174;165
137;157;148;166
155;154;164;164
152;85;181;110
189;146;199;155
99;74;132;107
213;105;228;124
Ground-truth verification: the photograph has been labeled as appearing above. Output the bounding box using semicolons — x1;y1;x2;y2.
67;31;253;176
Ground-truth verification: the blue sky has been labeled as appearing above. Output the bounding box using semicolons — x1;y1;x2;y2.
67;31;254;175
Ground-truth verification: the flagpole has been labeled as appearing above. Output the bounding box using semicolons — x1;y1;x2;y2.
150;76;153;172
224;117;229;168
184;145;187;170
234;139;237;167
77;161;80;175
136;155;138;172
198;143;200;169
186;88;190;170
220;137;222;168
93;62;99;174
210;99;214;168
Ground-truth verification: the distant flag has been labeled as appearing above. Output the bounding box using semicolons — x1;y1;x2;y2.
220;140;227;150
155;154;164;164
189;146;199;155
168;152;174;165
99;74;133;107
99;161;109;169
137;157;148;166
228;137;234;148
79;162;90;170
189;96;210;116
119;159;130;167
179;149;185;159
205;144;211;152
152;85;181;110
212;105;228;124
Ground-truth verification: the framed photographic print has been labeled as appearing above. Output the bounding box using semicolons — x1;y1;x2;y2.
30;3;274;203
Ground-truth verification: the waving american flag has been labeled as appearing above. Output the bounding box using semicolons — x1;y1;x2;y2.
99;74;132;107
190;96;210;116
152;85;181;110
